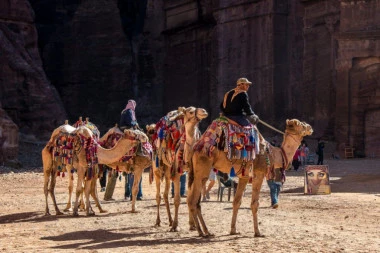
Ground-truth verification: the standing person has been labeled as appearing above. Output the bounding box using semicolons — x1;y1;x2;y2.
292;147;301;171
104;99;141;200
171;173;187;198
125;173;143;201
266;166;285;209
220;77;260;126
202;169;216;201
317;138;325;165
299;142;309;168
98;165;108;192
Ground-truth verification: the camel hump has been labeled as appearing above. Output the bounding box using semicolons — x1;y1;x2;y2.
58;124;76;134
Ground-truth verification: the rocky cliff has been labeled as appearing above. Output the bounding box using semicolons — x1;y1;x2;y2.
1;0;379;159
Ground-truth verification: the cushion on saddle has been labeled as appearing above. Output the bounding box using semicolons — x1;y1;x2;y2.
193;117;260;162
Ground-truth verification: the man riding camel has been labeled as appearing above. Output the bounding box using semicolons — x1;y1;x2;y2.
221;77;260;126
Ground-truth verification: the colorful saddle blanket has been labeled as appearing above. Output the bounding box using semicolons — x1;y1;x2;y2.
152;115;184;151
193;116;260;162
100;132;152;163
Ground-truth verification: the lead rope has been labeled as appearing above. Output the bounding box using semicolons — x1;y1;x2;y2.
258;119;285;135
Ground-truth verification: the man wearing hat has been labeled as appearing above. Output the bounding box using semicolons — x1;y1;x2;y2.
221;77;260;126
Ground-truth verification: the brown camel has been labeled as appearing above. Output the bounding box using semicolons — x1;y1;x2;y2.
42;123;139;216
152;106;208;231
98;125;151;213
187;119;313;237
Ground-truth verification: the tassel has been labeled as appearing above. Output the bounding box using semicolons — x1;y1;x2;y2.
230;167;236;177
62;172;65;178
242;148;247;158
155;156;159;168
119;175;122;181
57;171;61;177
249;135;254;143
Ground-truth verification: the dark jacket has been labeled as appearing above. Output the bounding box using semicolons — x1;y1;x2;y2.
120;109;137;128
220;89;254;117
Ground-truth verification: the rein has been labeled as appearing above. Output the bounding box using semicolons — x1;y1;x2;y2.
258;119;284;135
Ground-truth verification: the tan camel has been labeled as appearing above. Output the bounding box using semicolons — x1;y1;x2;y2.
187;119;313;237
98;125;151;213
152;106;208;231
42;123;139;216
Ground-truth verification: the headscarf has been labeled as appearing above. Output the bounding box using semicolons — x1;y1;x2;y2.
222;87;246;109
121;99;136;114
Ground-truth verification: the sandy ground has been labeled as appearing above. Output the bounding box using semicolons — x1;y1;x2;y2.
0;158;380;253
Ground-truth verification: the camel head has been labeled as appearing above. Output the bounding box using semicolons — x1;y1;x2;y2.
178;106;208;124
285;119;313;137
167;108;185;121
146;124;156;141
146;124;156;135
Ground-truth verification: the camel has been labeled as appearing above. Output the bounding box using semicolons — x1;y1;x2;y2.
187;118;313;237
152;106;208;231
42;123;140;216
97;124;151;213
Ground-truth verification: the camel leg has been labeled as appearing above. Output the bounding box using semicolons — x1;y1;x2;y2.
73;169;85;216
170;174;181;232
250;171;265;237
90;175;107;213
48;167;64;215
43;168;51;215
64;168;74;212
130;170;143;213
163;166;173;226
187;181;204;237
154;168;162;226
230;178;249;235
42;148;63;215
84;177;95;216
43;155;52;215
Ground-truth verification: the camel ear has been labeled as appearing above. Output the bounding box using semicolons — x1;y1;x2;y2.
145;125;149;130
178;107;186;113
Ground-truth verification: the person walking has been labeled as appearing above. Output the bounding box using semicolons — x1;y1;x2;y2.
266;166;285;209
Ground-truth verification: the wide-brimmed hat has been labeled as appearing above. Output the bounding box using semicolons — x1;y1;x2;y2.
236;77;252;85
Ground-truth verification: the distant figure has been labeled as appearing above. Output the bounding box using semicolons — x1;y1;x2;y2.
99;165;109;192
299;142;309;167
292;147;301;171
202;169;216;201
317;138;325;165
125;173;143;201
171;173;187;198
266;166;285;209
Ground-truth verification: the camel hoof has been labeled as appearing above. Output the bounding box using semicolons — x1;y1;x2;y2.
44;212;51;216
155;223;161;228
204;233;215;238
230;230;240;235
169;227;179;232
189;226;196;231
63;208;72;212
131;210;140;213
254;233;265;238
86;212;96;216
56;211;64;216
99;209;108;213
73;212;79;217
